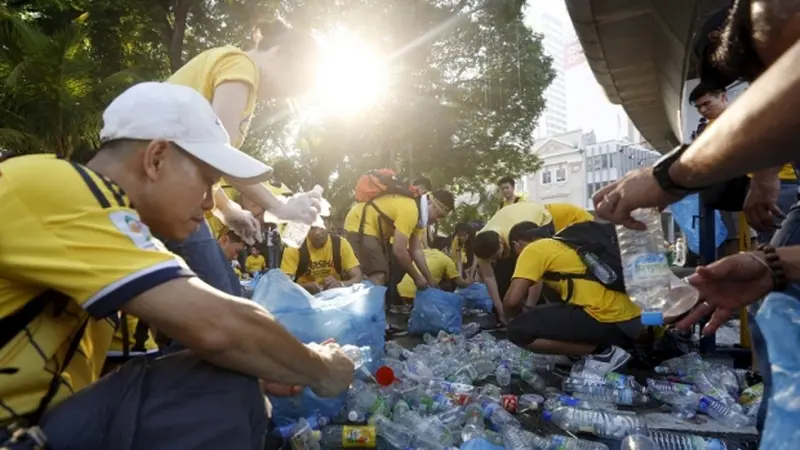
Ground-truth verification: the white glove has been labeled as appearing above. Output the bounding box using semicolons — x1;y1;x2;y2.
215;204;262;245
272;189;322;225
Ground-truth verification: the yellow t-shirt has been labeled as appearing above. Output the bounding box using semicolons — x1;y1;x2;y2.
513;239;640;323
280;236;360;284
245;255;266;273
344;195;423;240
479;202;553;244
0;155;191;420
108;314;159;357
168;46;259;148
397;249;461;298
451;239;468;264
545;203;594;233
778;164;797;181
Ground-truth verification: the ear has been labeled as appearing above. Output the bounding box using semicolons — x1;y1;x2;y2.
141;139;171;181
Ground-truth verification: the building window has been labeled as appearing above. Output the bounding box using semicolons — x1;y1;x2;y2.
601;154;609;169
541;170;552;185
556;166;567;183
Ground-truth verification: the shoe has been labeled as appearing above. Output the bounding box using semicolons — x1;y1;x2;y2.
584;345;632;375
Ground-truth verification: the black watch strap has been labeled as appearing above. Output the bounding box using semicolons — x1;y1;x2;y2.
652;145;701;197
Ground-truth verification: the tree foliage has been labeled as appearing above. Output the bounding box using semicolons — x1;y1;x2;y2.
0;0;553;222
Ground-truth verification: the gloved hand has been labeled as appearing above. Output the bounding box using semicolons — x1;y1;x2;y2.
216;204;262;245
272;189;322;225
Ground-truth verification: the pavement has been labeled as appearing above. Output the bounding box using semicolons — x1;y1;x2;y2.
387;310;761;450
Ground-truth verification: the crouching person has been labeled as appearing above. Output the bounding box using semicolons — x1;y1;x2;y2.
502;221;643;373
0;83;354;450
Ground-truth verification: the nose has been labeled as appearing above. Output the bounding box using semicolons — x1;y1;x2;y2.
201;186;215;211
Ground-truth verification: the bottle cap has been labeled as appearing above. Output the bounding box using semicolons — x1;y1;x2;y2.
640;311;665;326
310;430;321;440
542;411;553;421
347;410;360;422
375;366;397;387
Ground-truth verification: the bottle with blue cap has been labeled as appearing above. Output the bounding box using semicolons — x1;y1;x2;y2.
616;208;675;326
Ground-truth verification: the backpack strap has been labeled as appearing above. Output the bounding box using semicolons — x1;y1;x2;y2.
295;240;311;281
132;319;150;353
541;271;592;303
331;235;343;276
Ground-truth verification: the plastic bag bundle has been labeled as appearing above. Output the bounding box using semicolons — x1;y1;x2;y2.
250;271;386;425
408;288;463;335
456;283;494;313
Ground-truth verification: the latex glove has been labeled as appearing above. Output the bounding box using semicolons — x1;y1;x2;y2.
216;204;262;245
272;190;322;225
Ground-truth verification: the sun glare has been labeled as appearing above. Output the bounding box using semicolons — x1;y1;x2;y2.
312;29;388;117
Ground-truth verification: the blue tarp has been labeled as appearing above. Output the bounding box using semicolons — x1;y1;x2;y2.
668;194;728;254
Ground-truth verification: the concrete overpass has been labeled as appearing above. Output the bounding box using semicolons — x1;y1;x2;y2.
565;0;730;152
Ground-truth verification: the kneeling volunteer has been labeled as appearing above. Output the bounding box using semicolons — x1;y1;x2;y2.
397;237;472;303
281;223;363;294
502;221;642;372
0;82;354;450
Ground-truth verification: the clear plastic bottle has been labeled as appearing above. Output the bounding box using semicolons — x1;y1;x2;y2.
547;434;610;450
461;322;481;338
616;208;673;325
369;415;414;449
697;396;752;427
648;430;728;450
347;383;389;421
620;427;658;450
386;341;414;360
481;400;521;430
461;403;485;442
494;360;512;387
281;185;325;248
393;410;454;446
311;425;377;448
563;379;646;406
543;406;645;439
519;368;547;391
500;426;531;450
341;344;375;381
581;251;618;285
289;418;321;450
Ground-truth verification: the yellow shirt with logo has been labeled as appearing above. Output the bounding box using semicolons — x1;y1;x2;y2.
344;195;423;240
397;249;461;299
479;202;552;244
545;203;594;233
281;236;360;284
245;255;266;273
513;239;640;323
108;314;159;357
0;155;192;420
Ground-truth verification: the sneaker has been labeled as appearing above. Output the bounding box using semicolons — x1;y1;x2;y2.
584;345;632;375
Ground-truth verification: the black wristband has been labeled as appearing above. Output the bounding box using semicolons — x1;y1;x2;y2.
757;244;788;291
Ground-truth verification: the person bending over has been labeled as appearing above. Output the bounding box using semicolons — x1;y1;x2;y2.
472;201;554;324
397;237;473;304
544;202;594;232
502;222;642;373
281;224;363;294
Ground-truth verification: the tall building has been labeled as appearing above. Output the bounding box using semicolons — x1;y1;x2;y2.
525;1;568;138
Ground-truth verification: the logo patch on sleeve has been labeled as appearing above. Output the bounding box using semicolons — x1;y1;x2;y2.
109;211;159;250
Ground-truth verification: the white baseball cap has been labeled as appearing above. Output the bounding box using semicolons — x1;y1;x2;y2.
100;82;272;182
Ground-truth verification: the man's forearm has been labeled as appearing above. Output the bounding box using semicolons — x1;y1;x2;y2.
228;179;284;212
777;246;800;282
412;249;434;282
393;245;421;281
669;39;800;188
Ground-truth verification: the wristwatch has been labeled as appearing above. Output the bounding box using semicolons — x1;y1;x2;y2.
651;145;704;197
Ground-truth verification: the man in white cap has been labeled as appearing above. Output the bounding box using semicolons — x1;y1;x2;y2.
0;82;354;449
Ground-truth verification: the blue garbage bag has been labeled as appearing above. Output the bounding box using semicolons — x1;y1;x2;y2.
408;288;463;335
456;283;494;312
668;194;727;254
250;271;387;426
460;438;505;450
756;292;800;450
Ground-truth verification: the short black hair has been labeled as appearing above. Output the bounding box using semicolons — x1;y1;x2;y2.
473;231;501;259
689;83;725;104
431;236;450;251
508;221;551;244
431;189;455;212
497;176;515;187
454;222;472;235
412;176;433;191
711;0;765;83
223;229;244;243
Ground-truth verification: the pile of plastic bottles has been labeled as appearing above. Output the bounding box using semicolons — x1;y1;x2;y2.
281;327;759;449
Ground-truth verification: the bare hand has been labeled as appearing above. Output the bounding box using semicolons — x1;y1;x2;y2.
274;190;322;225
220;206;262;245
414;275;428;291
743;174;784;232
323;276;343;290
677;252;773;334
592;168;680;230
260;379;303;397
308;342;355;398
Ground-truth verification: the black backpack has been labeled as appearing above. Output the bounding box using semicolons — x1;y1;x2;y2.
295;235;343;280
542;221;627;302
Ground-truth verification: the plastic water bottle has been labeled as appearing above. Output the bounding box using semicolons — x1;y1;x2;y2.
341;345;375;382
547;435;610;450
461;322;481;338
697;396;752;427
495;360;512;387
281;185;325;248
616;208;674;326
543;406;645;439
369;415;414;449
620;428;659;450
481;400;521;430
500;426;531;450
648;430;729;450
461;403;485;442
519;368;547;391
289;418;321;450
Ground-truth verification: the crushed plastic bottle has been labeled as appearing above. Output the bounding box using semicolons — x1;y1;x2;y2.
616;208;674;326
648;430;729;450
494;360;512;388
544;406;646;439
281;185;326;248
620;427;659;450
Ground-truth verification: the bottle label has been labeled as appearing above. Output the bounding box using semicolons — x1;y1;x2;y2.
628;253;668;279
341;426;376;447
